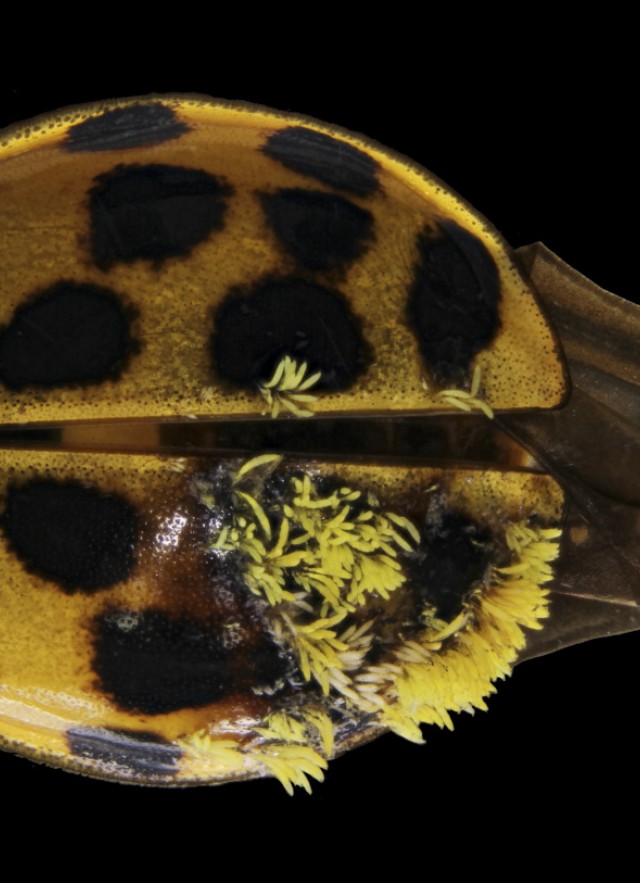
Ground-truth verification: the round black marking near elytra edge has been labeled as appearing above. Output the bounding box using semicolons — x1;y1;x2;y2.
88;163;233;270
263;126;379;196
67;727;181;776
2;480;139;593
0;281;137;391
64;103;190;152
93;609;232;715
410;511;492;622
260;189;374;272
211;277;370;390
407;221;502;386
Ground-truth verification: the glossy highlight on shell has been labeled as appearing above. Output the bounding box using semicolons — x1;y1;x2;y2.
0;448;563;789
1;93;626;793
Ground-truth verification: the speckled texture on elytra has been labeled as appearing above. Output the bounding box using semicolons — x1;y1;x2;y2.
0;95;566;426
0;97;570;791
0;447;563;784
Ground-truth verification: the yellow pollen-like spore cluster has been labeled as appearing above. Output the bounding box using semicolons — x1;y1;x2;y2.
179;456;561;793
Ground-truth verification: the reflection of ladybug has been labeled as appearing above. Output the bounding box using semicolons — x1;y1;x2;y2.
0;95;630;793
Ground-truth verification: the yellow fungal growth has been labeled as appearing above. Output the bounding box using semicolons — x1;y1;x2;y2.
276;610;349;694
258;356;322;418
183;709;333;794
180;731;245;770
252;709;332;794
255;708;334;754
234;453;282;481
285;473;418;611
302;709;335;757
252;743;328;795
207;459;419;614
0;94;574;794
181;708;334;794
352;519;560;742
192;457;563;793
424;365;495;419
272;612;376;700
211;516;302;606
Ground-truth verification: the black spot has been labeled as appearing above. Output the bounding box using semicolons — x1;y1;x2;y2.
64;103;190;152
211;277;370;390
88;163;233;269
410;511;493;621
93;608;248;715
0;281;137;391
263;127;379;196
260;189;374;272
407;221;502;386
3;480;139;593
67;727;181;776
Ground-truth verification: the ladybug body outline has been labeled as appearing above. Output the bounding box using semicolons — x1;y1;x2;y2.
0;93;636;796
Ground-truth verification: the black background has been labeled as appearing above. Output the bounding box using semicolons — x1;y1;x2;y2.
0;58;636;854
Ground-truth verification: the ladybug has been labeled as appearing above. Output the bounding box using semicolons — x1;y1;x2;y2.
0;94;636;795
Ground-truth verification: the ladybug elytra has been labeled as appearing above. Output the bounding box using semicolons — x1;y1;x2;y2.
0;95;636;794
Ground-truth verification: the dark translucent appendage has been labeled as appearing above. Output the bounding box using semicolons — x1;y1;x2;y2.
502;244;640;659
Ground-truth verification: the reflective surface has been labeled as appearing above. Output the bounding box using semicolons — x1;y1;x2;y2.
0;86;636;812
